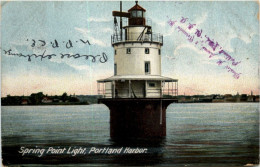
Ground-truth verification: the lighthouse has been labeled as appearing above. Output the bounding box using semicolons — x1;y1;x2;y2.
97;1;178;139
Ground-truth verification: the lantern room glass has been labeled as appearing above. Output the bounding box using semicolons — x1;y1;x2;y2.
131;10;143;18
137;11;142;17
131;10;137;17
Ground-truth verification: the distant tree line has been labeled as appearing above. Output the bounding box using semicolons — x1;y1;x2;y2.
1;92;88;106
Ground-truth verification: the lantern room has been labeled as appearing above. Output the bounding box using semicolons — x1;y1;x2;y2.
128;1;146;26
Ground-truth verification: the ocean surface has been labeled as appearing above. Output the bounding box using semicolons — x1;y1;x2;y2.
1;103;259;166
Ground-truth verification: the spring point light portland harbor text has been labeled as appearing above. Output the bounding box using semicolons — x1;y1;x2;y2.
97;1;178;138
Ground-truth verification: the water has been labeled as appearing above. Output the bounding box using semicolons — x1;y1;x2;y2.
1;103;259;166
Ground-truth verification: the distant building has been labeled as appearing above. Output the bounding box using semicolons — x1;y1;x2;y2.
240;94;247;102
178;96;186;102
224;94;232;98
248;91;257;102
53;98;62;103
224;94;236;102
42;97;52;103
247;95;254;102
21;99;28;105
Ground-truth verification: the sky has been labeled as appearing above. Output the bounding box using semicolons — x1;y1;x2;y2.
1;1;259;96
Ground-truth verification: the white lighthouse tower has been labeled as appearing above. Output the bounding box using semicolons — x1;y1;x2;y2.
97;1;178;138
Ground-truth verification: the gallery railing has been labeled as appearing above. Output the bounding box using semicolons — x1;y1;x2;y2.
111;32;163;45
98;88;178;98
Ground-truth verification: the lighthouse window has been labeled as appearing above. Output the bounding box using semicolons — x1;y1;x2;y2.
149;83;156;87
114;64;117;75
115;49;117;55
137;11;142;18
126;48;131;54
131;10;137;17
145;48;150;54
158;49;161;55
145;61;150;74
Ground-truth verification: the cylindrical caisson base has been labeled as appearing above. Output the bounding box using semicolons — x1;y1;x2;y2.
99;98;177;139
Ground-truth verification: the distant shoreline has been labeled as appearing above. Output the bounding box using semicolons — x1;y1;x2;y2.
1;102;89;106
2;101;259;106
2;93;259;106
178;101;259;103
